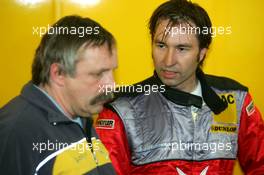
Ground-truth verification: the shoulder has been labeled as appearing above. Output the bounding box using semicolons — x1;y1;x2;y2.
0;97;42;174
205;74;248;91
0;96;30;128
0;95;45;125
0;95;48;142
0;97;40;157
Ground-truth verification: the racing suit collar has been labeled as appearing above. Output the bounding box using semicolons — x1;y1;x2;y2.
154;68;227;114
197;68;228;114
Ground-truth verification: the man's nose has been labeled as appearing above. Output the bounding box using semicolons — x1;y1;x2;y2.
163;49;177;67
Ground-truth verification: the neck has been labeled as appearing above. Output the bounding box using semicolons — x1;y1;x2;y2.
173;75;199;93
39;84;74;118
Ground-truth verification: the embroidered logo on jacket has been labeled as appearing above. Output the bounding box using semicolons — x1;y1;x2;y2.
211;125;237;133
95;119;115;129
176;166;209;175
246;101;255;116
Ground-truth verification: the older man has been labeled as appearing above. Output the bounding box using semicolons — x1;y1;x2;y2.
0;15;117;175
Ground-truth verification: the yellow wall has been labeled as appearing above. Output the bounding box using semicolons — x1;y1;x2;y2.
1;0;264;174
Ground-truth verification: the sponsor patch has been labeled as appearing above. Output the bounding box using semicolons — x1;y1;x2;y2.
96;119;115;129
211;125;237;133
213;93;237;124
246;101;255;116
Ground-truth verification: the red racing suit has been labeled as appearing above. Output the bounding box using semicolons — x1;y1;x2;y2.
95;70;264;175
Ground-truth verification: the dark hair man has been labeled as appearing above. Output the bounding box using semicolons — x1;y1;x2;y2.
0;15;117;175
95;0;264;174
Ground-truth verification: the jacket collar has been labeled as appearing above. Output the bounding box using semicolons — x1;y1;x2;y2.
196;68;227;114
153;68;227;114
20;82;72;123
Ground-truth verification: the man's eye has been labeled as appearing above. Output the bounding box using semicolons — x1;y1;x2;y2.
93;72;103;77
156;43;166;48
178;47;188;52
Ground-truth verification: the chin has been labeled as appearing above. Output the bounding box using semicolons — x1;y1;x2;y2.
91;105;104;115
161;79;178;86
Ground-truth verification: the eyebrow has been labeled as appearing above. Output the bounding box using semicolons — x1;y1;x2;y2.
154;39;192;48
97;65;118;73
154;39;163;43
175;44;192;48
96;68;111;73
98;68;109;72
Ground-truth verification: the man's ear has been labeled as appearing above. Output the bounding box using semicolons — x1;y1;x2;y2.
199;48;208;63
49;63;66;86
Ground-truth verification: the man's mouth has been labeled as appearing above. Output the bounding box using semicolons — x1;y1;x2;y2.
161;70;178;79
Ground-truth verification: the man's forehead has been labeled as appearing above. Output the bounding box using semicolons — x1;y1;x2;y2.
155;19;195;33
75;45;116;67
80;43;115;57
154;19;198;43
